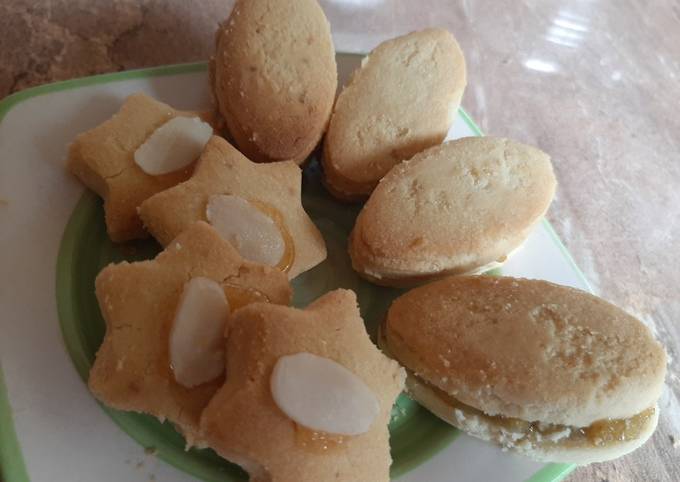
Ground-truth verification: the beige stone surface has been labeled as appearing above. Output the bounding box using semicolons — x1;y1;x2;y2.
2;1;679;481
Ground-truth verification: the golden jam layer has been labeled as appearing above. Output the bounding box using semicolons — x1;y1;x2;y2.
581;407;655;446
222;283;271;312
422;375;654;447
249;199;295;273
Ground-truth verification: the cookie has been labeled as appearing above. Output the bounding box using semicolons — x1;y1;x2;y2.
200;289;405;482
67;92;215;242
138;136;327;279
349;137;556;287
212;0;337;165
322;28;467;200
381;275;666;464
88;221;291;445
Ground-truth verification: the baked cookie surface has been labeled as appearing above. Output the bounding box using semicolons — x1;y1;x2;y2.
213;0;337;165
349;137;556;286
385;275;666;426
88;221;291;444
67;92;214;242
383;275;667;463
138;136;327;279
200;289;405;482
323;28;466;200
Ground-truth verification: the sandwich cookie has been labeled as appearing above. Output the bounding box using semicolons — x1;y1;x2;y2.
138;136;327;279
212;0;337;165
200;289;405;482
67;92;215;242
322;28;466;200
349;137;556;287
88;222;291;445
380;275;667;464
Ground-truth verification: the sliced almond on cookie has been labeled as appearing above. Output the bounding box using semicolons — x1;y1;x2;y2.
270;352;380;435
169;277;230;388
135;116;212;175
206;194;285;267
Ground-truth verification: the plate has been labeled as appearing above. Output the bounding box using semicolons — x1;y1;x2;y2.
0;53;585;482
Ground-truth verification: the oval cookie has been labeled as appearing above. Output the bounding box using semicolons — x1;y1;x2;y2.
349;137;557;286
382;275;666;463
213;0;337;165
322;28;466;200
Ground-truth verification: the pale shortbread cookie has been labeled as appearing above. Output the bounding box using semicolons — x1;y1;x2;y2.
138;136;327;279
89;222;291;445
350;137;556;287
212;0;337;165
67;92;215;242
382;275;667;464
323;28;466;200
200;289;405;482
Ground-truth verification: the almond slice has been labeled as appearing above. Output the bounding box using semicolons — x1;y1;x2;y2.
169;277;229;388
206;194;285;267
134;116;212;175
270;352;380;435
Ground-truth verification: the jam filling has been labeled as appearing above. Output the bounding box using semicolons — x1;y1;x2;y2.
418;375;654;447
248;199;295;273
222;283;271;312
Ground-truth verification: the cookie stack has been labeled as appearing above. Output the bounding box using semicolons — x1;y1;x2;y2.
66;0;666;480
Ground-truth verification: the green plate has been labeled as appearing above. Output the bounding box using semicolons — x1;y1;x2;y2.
56;160;460;481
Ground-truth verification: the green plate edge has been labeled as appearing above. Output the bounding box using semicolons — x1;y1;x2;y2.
0;61;582;482
0;364;30;482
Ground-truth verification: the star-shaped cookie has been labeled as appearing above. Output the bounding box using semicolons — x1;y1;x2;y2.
68;92;215;242
138;136;327;279
199;289;405;482
88;221;292;445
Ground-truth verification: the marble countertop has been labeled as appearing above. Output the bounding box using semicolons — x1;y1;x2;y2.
2;1;679;481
